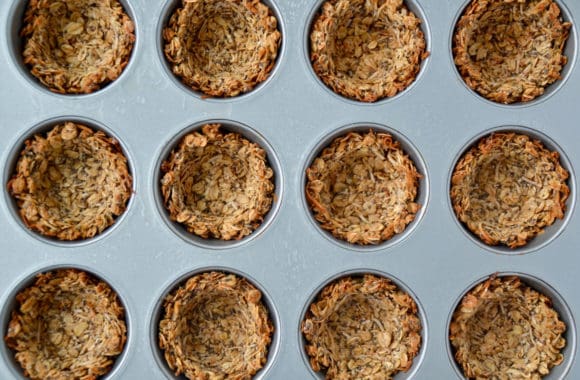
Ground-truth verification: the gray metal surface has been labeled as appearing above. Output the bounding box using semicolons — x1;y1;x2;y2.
0;0;579;379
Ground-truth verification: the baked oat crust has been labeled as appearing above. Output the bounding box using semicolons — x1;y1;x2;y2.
306;130;421;245
163;0;281;98
451;132;569;248
453;0;571;104
160;124;274;240
310;0;428;102
158;271;273;380
450;275;566;379
7;122;133;241
302;274;422;379
4;269;127;380
21;0;135;94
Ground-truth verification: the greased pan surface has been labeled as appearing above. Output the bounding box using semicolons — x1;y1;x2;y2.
0;0;579;378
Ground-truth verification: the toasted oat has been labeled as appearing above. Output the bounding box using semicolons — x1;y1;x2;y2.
159;271;273;380
7;122;132;241
453;0;571;104
4;269;127;380
451;132;569;248
163;0;281;98
306;130;421;245
302;274;422;379
310;0;428;102
160;123;274;240
21;0;135;94
450;275;566;379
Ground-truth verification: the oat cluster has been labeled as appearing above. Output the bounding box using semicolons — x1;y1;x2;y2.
8;122;133;241
451;132;569;248
4;269;127;380
302;274;422;379
450;275;566;379
310;0;427;102
306;130;421;245
163;0;281;98
161;124;274;240
453;0;571;104
159;271;273;380
21;0;135;94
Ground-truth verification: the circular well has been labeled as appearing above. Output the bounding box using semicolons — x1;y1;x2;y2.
5;0;138;97
446;272;577;380
153;119;283;249
3;116;136;248
0;265;132;380
149;267;280;380
301;123;429;252
447;125;576;255
299;269;428;379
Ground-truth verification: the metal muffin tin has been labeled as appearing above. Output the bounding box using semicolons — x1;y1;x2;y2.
0;0;579;378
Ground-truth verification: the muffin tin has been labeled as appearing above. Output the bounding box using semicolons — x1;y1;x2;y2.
0;0;579;378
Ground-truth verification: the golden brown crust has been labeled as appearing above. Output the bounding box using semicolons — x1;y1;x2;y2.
163;0;281;98
450;275;566;379
158;271;273;380
310;0;428;102
302;274;422;379
160;124;274;240
7;122;133;241
306;130;421;245
21;0;135;94
451;132;569;248
453;0;571;104
4;269;127;380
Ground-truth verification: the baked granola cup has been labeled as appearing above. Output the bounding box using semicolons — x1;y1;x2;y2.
307;0;429;103
452;0;575;105
8;0;136;95
5;117;134;245
1;267;129;380
303;123;428;251
161;0;282;99
300;270;426;380
447;273;576;380
155;120;282;249
154;269;278;380
449;126;574;254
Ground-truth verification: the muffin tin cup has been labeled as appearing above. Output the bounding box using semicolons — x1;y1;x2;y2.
0;264;133;380
148;266;281;380
445;272;577;380
2;115;137;248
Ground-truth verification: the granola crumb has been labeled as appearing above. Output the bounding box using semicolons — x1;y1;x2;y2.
302;274;422;379
453;0;571;104
306;129;421;245
160;123;274;240
7;122;133;241
310;0;428;102
450;275;566;379
4;269;127;380
21;0;135;94
158;271;273;379
451;132;569;248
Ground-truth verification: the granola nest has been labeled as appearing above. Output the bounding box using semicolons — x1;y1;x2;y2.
450;275;566;379
302;274;422;379
4;269;127;380
306;130;421;245
453;0;571;104
21;0;135;94
451;132;569;248
159;272;274;380
310;0;428;102
161;124;274;240
7;122;133;241
163;0;281;98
